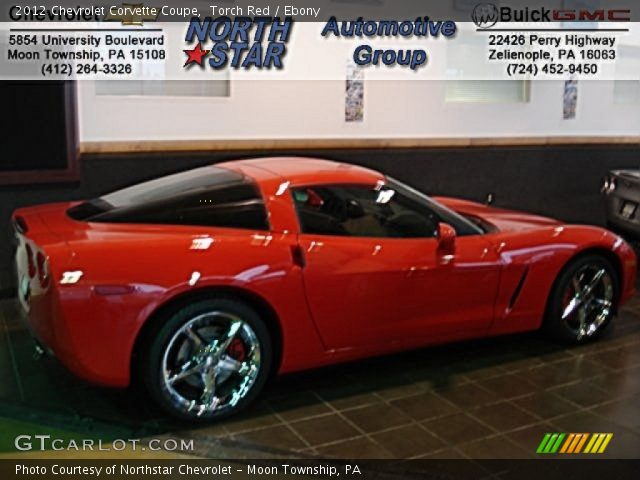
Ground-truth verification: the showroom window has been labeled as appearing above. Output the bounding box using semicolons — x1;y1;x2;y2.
94;27;230;97
613;45;640;104
445;31;530;103
292;183;481;238
445;80;530;103
95;80;230;97
67;167;269;230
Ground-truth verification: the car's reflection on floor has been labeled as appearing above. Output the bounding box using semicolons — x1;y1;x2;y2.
1;295;640;459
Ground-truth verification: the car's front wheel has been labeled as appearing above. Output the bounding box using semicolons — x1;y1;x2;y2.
142;298;272;421
546;254;619;344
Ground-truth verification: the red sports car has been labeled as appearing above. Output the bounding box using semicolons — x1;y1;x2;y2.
12;157;637;421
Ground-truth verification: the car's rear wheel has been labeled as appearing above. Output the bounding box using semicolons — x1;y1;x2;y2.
546;254;618;344
142;298;272;421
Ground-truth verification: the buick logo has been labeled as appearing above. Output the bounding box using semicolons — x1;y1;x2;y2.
472;3;499;28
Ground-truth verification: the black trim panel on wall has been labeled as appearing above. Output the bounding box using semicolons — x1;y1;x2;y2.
0;81;78;184
0;144;639;295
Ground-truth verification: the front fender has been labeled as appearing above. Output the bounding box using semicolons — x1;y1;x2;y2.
487;225;636;336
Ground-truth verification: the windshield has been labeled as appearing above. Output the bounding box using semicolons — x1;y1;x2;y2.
386;177;484;236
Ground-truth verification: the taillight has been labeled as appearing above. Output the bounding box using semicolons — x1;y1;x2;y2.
25;244;36;278
13;216;28;234
36;251;49;288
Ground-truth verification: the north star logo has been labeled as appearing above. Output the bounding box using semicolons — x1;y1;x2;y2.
182;17;292;70
183;43;209;67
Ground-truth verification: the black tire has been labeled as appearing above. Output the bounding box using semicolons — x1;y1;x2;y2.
545;254;619;345
141;297;272;422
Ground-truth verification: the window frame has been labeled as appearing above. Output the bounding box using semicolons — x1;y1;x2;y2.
69;175;272;232
290;182;482;239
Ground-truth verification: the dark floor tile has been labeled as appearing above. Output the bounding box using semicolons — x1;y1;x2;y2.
550;410;628;434
534;356;610;384
436;383;501;409
390;392;459;421
291;414;360;446
314;383;379;411
418;448;467;459
423;412;494;444
477;374;539;400
457;435;531;459
500;356;545;374
342;402;412;433
267;391;332;422
505;422;555;452
471;402;539;433
588;369;640;399
315;436;393;459
222;404;282;434
371;424;446;458
231;424;307;452
513;391;577;419
590;395;640;431
586;348;640;369
404;365;469;392
535;348;577;364
374;378;428;401
460;363;508;381
189;420;229;438
551;380;611;407
522;364;574;387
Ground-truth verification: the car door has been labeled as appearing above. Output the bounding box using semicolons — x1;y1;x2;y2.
292;183;502;349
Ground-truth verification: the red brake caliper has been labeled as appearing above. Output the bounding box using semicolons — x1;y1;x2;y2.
226;338;247;362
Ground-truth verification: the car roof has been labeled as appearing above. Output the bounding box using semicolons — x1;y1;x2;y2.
217;157;385;186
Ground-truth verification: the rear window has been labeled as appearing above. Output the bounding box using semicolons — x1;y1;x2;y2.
68;166;269;231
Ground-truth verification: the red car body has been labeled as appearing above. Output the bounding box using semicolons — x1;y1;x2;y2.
12;157;637;388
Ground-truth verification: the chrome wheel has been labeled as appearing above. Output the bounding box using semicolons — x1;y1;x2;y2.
561;264;614;341
161;311;261;417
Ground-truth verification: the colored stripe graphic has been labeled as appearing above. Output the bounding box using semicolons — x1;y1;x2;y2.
574;434;588;453
537;433;566;454
536;433;552;454
538;433;613;454
598;434;613;453
550;433;565;453
559;433;574;453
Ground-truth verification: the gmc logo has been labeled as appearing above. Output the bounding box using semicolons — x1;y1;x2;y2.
553;9;631;21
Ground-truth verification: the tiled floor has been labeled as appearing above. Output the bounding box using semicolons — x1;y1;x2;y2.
1;294;640;459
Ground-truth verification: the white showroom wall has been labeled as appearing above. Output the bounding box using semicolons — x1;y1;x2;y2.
77;79;639;143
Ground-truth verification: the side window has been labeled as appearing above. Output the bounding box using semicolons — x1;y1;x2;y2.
74;182;269;230
292;185;439;238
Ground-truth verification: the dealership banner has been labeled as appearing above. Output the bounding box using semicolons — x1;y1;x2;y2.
0;0;639;80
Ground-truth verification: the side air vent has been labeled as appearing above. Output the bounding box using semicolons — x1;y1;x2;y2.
508;267;529;311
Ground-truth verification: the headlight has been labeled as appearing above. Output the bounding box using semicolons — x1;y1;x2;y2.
601;176;617;194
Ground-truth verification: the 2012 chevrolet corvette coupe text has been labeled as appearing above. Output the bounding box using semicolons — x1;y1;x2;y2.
12;157;637;421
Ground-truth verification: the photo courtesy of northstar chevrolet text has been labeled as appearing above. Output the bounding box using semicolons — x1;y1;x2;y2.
0;0;639;478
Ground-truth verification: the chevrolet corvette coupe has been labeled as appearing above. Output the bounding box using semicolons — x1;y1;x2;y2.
13;157;637;421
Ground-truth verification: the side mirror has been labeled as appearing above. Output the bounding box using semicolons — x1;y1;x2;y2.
437;223;456;252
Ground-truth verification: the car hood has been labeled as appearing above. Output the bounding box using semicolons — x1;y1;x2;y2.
435;197;562;232
612;169;640;182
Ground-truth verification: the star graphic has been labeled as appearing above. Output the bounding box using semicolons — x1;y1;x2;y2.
183;43;210;67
